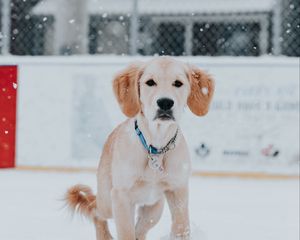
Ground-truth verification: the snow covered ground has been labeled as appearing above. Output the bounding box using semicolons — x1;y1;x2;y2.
0;170;298;240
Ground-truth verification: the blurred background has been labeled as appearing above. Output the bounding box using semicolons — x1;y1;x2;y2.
0;0;299;57
0;1;299;239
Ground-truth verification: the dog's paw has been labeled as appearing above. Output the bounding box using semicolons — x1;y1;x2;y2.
160;223;206;240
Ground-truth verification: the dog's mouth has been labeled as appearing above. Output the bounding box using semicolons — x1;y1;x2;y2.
154;110;175;121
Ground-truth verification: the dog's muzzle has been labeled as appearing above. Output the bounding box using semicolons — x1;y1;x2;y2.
154;109;175;121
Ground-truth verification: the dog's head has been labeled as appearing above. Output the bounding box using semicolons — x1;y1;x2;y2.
113;57;214;124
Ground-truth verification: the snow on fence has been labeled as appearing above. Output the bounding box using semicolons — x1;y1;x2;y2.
1;56;299;174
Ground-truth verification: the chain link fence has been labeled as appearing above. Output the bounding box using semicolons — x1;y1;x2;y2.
0;0;299;56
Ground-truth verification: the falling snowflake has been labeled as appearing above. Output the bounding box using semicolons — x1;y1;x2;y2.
13;83;17;89
12;29;19;35
201;87;209;95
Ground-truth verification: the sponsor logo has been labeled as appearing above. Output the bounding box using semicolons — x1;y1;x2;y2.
195;143;210;158
223;150;249;156
261;144;280;157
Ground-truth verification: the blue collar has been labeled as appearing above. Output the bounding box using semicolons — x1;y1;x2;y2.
134;120;178;155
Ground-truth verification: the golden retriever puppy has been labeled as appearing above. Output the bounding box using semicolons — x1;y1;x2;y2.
66;56;214;240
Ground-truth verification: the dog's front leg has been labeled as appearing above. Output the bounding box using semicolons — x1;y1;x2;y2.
165;187;190;240
111;188;135;240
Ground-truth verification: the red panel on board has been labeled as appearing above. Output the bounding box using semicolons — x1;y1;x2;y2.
0;66;17;168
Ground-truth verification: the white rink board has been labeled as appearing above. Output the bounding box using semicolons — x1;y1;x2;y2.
1;56;299;173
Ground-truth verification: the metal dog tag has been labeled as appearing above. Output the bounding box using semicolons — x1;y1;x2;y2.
148;154;164;172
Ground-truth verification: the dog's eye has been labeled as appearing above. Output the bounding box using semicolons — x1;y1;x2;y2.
173;80;183;88
145;79;157;87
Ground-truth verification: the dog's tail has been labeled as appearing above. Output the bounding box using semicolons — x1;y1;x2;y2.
65;184;97;220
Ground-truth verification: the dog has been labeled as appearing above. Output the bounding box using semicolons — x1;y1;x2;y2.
65;56;214;240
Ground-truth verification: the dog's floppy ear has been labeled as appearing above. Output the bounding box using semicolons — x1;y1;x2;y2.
187;64;215;116
113;63;144;117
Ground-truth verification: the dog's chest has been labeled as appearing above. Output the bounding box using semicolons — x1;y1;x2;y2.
133;169;170;205
134;183;163;206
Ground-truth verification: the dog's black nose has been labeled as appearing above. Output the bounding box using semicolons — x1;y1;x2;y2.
157;98;174;111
